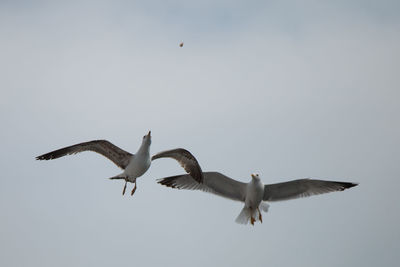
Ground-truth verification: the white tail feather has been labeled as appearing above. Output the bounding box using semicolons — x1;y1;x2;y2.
235;203;270;225
235;207;251;224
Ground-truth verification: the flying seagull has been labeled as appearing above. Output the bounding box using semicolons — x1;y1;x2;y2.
157;159;358;225
36;132;203;195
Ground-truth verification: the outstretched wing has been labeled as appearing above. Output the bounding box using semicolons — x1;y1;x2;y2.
158;171;247;202
263;179;358;201
152;148;203;183
36;140;133;169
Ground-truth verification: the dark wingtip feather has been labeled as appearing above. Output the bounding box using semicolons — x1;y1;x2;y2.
36;153;52;160
348;182;359;188
337;182;359;190
35;146;74;161
157;176;179;189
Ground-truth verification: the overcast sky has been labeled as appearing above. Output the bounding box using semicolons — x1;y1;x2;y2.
1;1;399;266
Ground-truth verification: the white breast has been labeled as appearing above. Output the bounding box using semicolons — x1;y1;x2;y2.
124;154;151;181
245;179;264;209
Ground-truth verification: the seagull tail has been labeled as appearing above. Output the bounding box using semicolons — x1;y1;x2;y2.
235;206;251;225
235;204;268;225
108;173;126;180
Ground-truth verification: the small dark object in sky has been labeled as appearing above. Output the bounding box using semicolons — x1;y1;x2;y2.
179;41;184;47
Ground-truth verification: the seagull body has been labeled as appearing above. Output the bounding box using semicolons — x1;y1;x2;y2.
37;131;152;195
36;133;203;196
158;171;358;225
116;139;151;183
109;134;152;195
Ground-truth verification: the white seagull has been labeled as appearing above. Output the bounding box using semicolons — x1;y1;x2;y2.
158;159;358;225
36;132;203;195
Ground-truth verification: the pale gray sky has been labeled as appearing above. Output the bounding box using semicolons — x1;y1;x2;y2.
1;1;399;266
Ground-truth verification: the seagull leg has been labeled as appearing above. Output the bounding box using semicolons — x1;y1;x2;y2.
131;181;137;196
257;207;263;223
250;216;255;225
122;180;127;195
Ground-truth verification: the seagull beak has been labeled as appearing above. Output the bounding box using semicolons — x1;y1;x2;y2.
147;131;151;137
251;173;257;179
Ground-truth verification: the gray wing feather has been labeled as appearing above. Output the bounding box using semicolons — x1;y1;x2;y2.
263;179;358;201
36;140;133;169
152;148;203;183
158;171;247;202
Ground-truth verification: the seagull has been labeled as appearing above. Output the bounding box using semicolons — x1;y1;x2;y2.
157;158;358;225
36;132;203;196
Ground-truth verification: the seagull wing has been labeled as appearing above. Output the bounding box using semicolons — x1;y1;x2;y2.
36;140;133;169
158;171;247;202
152;148;203;183
263;179;358;201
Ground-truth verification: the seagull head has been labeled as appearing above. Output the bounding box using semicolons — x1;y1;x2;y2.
142;131;152;145
251;173;260;180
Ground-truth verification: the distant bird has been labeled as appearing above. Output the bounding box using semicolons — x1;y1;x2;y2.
179;41;184;47
36;132;203;196
158;158;358;225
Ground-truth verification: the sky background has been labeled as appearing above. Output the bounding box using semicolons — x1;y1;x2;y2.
1;0;399;266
